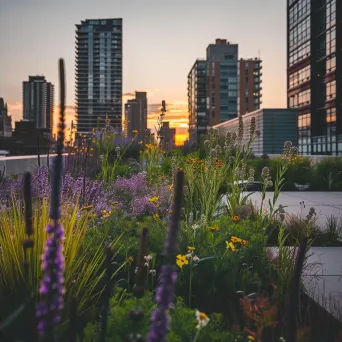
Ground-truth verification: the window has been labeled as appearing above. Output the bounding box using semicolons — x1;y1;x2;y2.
326;0;336;29
289;40;310;67
289;89;311;108
289;65;310;89
298;113;311;128
326;55;336;72
298;113;311;155
326;27;336;55
289;16;311;53
326;80;336;100
224;54;235;60
326;107;336;123
289;0;310;29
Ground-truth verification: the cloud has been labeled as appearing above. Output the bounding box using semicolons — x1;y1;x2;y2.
123;92;135;97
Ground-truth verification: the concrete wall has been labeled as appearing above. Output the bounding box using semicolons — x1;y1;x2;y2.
0;154;68;177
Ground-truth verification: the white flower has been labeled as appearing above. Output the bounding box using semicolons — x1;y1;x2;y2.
149;269;156;276
186;253;192;260
144;255;153;262
195;310;210;329
192;224;200;230
193;256;200;262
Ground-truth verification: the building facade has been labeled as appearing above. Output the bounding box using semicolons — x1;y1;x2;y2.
22;76;54;131
213;109;298;155
124;92;147;142
188;39;262;144
287;0;341;155
207;39;239;124
188;59;208;143
159;121;176;150
239;58;263;115
75;18;123;134
0;98;12;137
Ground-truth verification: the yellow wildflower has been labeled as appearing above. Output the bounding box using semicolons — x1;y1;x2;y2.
81;205;93;211
148;196;160;203
89;213;97;219
127;256;134;262
248;336;255;341
169;184;173;191
207;225;219;232
153;213;159;219
176;254;189;269
231;236;242;243
102;209;112;218
232;215;240;222
187;246;195;251
226;241;236;251
112;202;119;206
132;129;139;134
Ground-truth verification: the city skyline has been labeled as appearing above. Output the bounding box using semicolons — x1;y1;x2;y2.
0;0;287;145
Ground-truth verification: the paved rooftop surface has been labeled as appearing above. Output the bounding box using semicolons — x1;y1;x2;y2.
303;247;342;321
248;191;342;227
247;192;342;321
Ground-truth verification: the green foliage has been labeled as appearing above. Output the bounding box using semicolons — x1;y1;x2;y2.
249;156;342;191
141;143;165;181
314;157;342;191
286;155;313;186
82;292;242;342
0;200;106;312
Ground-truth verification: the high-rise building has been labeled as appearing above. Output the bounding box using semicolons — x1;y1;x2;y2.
239;58;263;115
206;40;239;125
22;76;54;131
0;98;12;137
75;18;122;135
188;59;208;143
188;39;262;144
159;122;176;150
287;0;341;155
124;91;147;142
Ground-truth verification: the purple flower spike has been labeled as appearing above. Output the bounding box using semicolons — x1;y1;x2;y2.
147;171;184;342
36;58;66;339
36;221;65;337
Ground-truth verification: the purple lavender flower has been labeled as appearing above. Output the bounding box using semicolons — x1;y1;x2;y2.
148;265;177;342
36;223;65;336
147;171;184;342
36;58;66;338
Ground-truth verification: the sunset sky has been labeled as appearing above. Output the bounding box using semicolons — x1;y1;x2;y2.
0;0;287;145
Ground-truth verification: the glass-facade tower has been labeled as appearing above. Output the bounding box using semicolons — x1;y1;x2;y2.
75;19;122;134
287;0;341;155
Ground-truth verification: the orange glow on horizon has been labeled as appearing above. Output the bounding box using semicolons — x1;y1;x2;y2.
7;100;189;144
175;133;188;146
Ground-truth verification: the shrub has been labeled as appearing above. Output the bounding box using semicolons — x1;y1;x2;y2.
314;157;342;191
